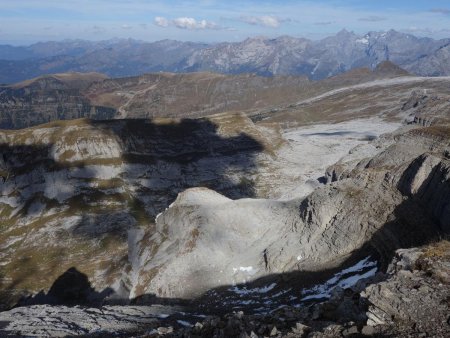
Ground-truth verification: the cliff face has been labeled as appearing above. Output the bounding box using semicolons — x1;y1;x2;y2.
0;73;114;129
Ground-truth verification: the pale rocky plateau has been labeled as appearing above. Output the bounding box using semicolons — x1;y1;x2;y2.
0;68;449;337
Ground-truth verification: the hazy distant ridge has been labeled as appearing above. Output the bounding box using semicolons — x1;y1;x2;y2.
0;29;449;83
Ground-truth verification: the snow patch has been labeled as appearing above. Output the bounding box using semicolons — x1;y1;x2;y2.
356;37;369;45
230;282;277;295
177;320;192;327
300;257;377;301
233;266;255;273
311;62;320;75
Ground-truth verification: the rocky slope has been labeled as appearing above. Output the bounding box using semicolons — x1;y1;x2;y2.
0;110;402;311
0;75;449;337
1;30;450;83
1;241;449;337
252;73;450;129
0;118;448;337
0;62;410;129
135;123;450;301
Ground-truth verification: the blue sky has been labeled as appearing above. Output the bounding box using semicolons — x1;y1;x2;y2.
1;0;450;45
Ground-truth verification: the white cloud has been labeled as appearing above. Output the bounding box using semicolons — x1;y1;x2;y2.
240;15;282;28
172;17;219;30
154;16;219;30
121;24;132;29
154;16;169;27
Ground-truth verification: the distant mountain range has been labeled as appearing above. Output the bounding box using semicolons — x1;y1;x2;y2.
1;29;450;83
0;61;410;129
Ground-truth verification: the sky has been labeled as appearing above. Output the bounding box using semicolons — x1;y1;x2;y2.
1;0;450;45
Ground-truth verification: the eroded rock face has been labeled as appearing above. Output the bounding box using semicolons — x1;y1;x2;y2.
139;125;450;299
0;73;115;129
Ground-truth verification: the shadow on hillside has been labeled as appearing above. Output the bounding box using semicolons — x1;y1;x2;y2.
0;117;264;224
17;267;114;307
0;117;264;310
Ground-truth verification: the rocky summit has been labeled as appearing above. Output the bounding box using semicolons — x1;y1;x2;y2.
0;64;449;337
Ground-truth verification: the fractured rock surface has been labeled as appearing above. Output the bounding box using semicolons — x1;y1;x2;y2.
141;124;450;299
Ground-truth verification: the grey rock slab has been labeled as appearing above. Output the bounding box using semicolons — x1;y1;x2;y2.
0;304;183;336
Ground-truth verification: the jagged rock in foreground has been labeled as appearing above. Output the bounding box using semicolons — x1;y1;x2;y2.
178;241;450;337
363;242;450;337
1;241;448;337
0;304;185;337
